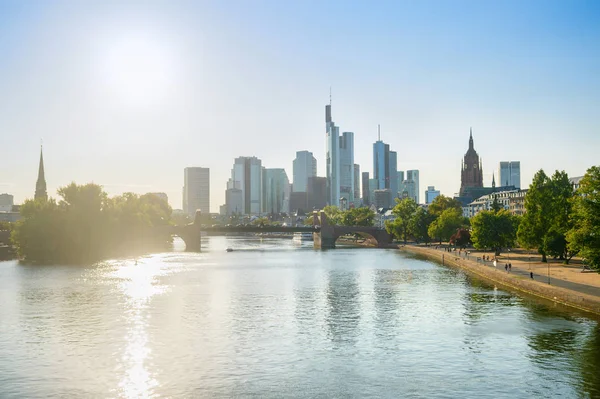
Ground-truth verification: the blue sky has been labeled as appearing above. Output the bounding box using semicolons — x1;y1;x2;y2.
1;0;599;211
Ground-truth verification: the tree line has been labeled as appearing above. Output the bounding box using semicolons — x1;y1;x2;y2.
384;166;599;271
10;183;173;264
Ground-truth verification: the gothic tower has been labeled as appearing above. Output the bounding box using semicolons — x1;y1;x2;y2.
459;128;483;196
35;146;47;201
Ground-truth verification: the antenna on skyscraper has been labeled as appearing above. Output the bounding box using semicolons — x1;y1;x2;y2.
329;86;332;106
378;124;381;141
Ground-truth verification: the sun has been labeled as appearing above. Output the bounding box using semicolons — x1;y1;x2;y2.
100;33;175;108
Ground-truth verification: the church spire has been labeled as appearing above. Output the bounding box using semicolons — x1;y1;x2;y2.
35;145;47;201
469;127;474;150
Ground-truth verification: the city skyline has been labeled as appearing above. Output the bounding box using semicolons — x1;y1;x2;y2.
1;1;599;211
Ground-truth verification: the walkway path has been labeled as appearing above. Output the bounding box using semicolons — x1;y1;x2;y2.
433;246;600;297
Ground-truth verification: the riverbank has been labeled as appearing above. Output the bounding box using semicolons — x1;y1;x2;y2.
398;244;600;316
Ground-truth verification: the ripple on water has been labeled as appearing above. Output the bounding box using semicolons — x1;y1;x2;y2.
0;238;598;398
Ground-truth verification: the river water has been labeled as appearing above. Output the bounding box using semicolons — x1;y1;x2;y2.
0;237;599;398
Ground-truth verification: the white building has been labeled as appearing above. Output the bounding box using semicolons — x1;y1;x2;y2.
339;131;355;203
230;156;263;215
292;151;316;193
325;103;340;207
462;189;518;218
262;168;290;214
183;167;210;217
406;170;420;203
425;186;440;204
498;161;521;189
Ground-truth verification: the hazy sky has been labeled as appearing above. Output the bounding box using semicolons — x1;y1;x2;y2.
1;0;599;211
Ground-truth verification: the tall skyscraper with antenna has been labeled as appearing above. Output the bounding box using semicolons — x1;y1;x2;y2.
325;92;340;206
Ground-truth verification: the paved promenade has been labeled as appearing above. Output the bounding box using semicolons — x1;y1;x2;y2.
399;244;600;316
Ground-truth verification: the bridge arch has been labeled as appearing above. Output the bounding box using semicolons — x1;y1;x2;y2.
312;210;391;249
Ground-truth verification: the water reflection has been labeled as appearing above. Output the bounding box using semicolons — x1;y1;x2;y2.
111;257;168;399
325;269;360;344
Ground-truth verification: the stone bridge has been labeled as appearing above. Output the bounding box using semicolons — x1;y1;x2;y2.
172;210;390;251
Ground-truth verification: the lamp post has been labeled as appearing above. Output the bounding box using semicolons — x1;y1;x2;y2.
548;262;550;284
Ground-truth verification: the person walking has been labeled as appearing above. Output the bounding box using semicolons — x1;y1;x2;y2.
530;271;534;279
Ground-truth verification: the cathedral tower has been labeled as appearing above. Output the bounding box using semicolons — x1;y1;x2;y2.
459;128;483;196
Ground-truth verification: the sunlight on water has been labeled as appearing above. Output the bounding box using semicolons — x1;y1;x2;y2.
0;237;598;398
111;257;169;398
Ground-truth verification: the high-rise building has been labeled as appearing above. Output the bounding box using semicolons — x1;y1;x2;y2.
406;170;420;203
460;129;484;196
399;179;417;203
368;178;378;205
361;172;370;206
425;186;440;204
373;125;398;198
225;188;243;215
339;131;354;203
292;151;316;192
35;146;47;201
0;193;13;213
373;130;389;190
325;101;340;207
374;189;392;209
230;156;263;214
353;164;361;204
307;176;327;210
389;151;398;201
262;168;290;214
498;161;521;189
396;171;405;197
183;167;210;216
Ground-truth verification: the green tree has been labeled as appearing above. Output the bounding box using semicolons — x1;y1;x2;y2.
251;217;271;226
428;195;462;217
10;198;65;263
517;170;553;262
11;183;174;264
341;207;375;227
471;210;519;255
518;169;575;263
428;208;468;244
323;205;343;225
567;166;600;271
547;170;577;263
385;198;418;243
408;207;435;245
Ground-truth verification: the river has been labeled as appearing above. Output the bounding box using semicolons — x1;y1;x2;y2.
0;237;599;398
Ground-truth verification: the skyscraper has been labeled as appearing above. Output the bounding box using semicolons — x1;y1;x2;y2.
389;151;398;200
339;131;354;203
230;156;262;214
262;168;290;214
373;125;398;197
361;172;370;206
325;101;340;207
460;128;484;196
425;186;440;204
183;167;210;216
35;146;47;201
373;126;389;190
353;164;361;204
406;169;420;204
292;151;316;192
396;170;405;196
498;161;521;189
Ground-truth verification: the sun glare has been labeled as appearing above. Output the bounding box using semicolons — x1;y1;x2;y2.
101;34;175;108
